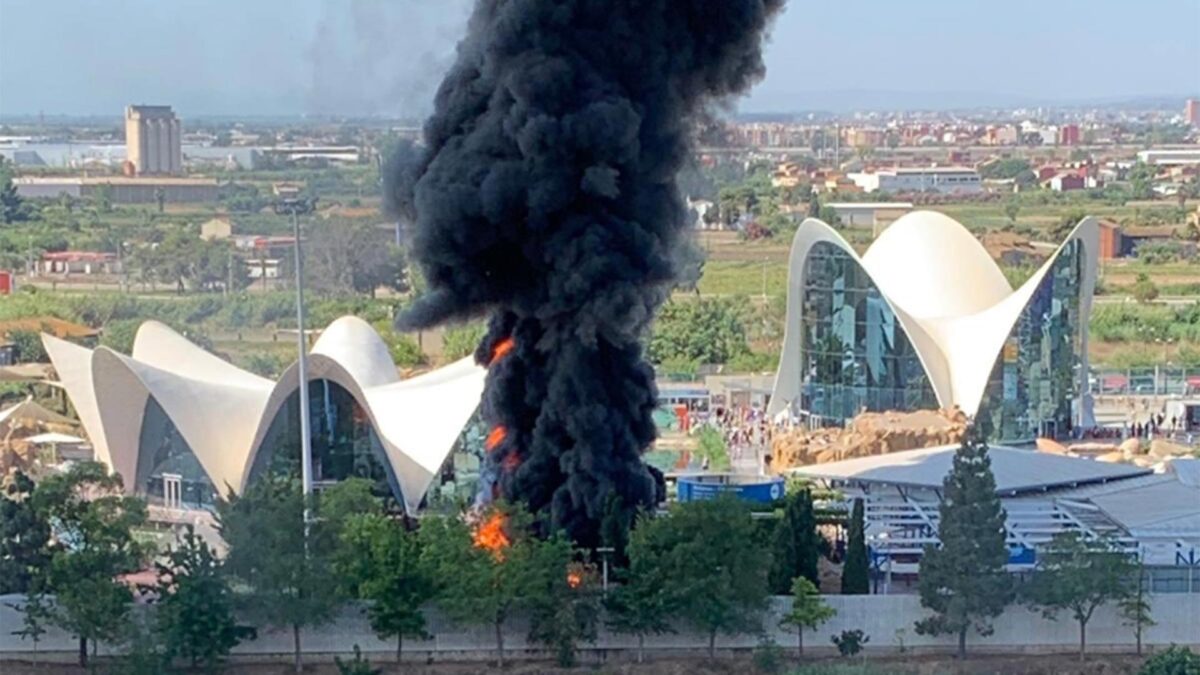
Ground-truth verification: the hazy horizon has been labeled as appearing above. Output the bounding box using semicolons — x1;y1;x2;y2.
1;0;1198;118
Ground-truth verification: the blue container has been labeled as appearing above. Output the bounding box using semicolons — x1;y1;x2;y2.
676;474;785;504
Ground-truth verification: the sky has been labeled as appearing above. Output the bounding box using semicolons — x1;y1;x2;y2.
1;0;1198;118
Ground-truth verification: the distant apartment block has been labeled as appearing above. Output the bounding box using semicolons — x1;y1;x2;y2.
14;176;218;204
1057;124;1080;146
847;167;982;194
1187;98;1199;128
125;105;182;175
1137;149;1200;166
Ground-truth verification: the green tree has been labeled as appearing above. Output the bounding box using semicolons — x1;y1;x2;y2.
648;299;748;365
980;158;1032;180
779;576;835;658
818;205;842;227
605;530;676;663
32;462;148;667
0;471;50;595
442;323;487;361
1119;559;1155;657
8;329;47;363
7;591;51;654
155;526;243;672
218;475;342;673
1004;200;1021;224
598;492;632;569
0;156;29;224
914;431;1012;658
807;192;821;218
1129;162;1157;200
419;505;531;668
93;183;114;214
840;498;869;595
769;488;821;594
1051;210;1088;241
630;497;770;659
1133;273;1160;304
306;219;408;297
1138;646;1200;675
1023;532;1135;661
524;540;598;667
336;513;434;662
319;476;382;534
694;426;731;471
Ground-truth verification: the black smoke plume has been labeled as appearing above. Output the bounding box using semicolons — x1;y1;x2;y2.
392;0;783;545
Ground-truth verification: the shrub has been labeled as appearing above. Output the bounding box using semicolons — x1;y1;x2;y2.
335;645;382;675
752;636;785;674
1133;274;1160;305
1139;646;1200;675
7;330;46;363
831;629;869;658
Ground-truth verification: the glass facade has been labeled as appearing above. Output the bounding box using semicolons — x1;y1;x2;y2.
248;379;401;507
977;240;1084;442
136;398;219;509
798;243;937;422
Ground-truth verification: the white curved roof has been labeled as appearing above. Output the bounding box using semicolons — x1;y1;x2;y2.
42;317;486;513
862;211;1012;319
769;211;1099;420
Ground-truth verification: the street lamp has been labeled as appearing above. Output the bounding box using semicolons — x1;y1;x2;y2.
274;196;318;531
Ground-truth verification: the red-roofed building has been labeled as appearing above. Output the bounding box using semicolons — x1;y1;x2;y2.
1046;171;1086;192
38;251;121;275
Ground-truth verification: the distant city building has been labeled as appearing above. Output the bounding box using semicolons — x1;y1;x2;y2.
824;202;913;233
256;145;360;166
1046;171;1086;192
37;251;121;276
1186;98;1199;128
200;217;234;241
846;167;982;194
1137;149;1200;166
13;176;218;204
1057;123;1081;146
125;105;182;176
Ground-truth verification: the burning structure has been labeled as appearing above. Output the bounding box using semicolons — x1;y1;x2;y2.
392;0;783;545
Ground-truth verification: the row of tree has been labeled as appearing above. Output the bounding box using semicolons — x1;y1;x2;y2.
1;465;849;672
915;430;1155;660
1;434;1161;671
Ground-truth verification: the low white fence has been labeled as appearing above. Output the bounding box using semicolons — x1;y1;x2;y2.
2;594;1198;661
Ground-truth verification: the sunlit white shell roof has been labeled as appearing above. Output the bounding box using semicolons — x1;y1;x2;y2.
42;316;486;513
769;211;1099;419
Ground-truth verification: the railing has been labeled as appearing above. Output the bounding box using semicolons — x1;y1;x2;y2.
1092;367;1200;397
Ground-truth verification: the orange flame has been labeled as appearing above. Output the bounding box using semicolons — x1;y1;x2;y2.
485;426;507;452
567;571;583;589
490;337;515;364
502;452;521;472
473;513;510;559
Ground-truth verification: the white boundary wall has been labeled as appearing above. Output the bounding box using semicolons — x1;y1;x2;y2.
2;594;1197;660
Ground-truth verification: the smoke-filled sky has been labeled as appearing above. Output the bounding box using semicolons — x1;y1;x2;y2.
1;0;1198;117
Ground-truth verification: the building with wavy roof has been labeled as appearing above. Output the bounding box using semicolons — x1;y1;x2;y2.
769;211;1099;442
42;316;486;514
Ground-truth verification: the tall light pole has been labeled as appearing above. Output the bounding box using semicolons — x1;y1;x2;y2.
275;197;317;531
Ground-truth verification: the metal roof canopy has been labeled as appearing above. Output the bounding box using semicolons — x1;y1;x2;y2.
787;444;1152;496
